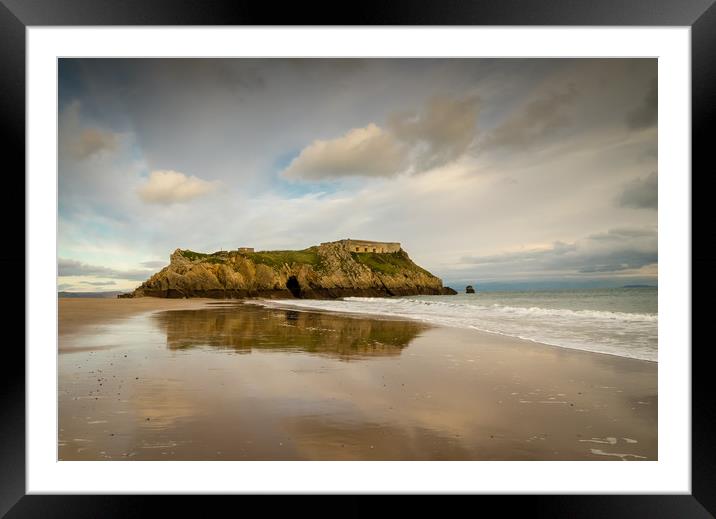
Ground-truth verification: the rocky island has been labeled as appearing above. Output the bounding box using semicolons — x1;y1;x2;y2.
124;239;457;299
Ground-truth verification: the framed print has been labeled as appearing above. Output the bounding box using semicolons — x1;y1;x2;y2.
4;0;712;516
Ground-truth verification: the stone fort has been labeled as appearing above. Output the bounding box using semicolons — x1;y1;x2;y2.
321;239;401;254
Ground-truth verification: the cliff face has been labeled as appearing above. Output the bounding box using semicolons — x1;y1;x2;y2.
129;242;457;299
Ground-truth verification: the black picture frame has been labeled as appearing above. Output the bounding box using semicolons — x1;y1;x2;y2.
3;0;711;516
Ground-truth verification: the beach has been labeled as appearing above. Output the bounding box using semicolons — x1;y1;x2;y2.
59;298;217;344
58;297;657;461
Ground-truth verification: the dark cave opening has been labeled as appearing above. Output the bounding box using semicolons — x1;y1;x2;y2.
286;276;302;298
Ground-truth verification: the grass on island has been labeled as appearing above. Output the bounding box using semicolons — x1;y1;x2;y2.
248;248;321;268
351;251;430;276
180;250;211;261
180;247;321;268
180;250;227;264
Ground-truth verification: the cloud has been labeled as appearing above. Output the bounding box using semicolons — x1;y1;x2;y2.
67;127;119;159
59;101;120;160
388;94;481;171
282;94;480;180
484;85;577;150
460;227;657;277
137;170;218;205
58;258;152;281
140;260;168;268
626;78;657;129
618;171;657;209
282;124;404;180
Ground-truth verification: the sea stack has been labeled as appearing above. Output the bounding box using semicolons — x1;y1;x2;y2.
466;285;475;294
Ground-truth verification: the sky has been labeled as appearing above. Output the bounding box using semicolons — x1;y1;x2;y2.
58;58;657;292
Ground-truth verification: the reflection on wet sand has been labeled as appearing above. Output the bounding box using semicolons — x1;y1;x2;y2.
58;301;657;461
154;304;428;359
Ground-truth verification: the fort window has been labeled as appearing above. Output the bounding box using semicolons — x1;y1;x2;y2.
356;247;360;252
364;247;368;252
372;248;376;252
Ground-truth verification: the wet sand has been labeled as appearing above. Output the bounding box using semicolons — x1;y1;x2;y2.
58;298;657;460
59;298;216;342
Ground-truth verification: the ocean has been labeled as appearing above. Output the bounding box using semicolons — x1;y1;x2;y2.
255;287;658;362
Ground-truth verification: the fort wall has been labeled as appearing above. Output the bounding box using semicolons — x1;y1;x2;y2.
321;239;401;254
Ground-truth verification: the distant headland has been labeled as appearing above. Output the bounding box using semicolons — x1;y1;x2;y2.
121;239;457;299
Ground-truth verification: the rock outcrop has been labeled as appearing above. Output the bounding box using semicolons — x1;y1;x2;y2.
465;285;475;294
127;241;458;299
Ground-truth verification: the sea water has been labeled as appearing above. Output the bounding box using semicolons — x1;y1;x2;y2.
256;287;658;362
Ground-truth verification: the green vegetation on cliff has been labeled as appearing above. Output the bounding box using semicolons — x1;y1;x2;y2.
180;250;230;264
180;250;211;261
351;251;432;276
179;248;322;268
248;247;321;268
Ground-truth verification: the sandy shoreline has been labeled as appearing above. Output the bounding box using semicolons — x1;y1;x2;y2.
59;298;217;346
58;297;657;460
